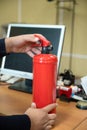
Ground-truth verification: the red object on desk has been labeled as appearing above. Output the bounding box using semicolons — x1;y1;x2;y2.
59;86;72;99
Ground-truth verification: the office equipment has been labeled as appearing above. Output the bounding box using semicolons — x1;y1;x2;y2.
6;77;21;84
1;23;65;93
81;76;87;95
0;74;13;82
71;76;87;102
76;101;87;110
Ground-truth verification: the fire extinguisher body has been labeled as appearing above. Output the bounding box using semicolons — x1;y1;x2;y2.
33;54;57;112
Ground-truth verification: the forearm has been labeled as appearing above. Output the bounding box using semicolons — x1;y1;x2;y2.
0;38;7;57
0;114;31;130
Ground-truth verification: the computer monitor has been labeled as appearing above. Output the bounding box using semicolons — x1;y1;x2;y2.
1;24;65;93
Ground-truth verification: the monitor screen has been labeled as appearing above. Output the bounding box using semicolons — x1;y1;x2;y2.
1;24;65;93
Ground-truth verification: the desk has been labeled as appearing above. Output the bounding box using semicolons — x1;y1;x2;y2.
0;83;87;130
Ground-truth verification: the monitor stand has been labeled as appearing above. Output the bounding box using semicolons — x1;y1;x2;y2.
8;79;32;94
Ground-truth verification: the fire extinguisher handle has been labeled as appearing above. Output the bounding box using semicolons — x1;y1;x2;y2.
34;34;51;47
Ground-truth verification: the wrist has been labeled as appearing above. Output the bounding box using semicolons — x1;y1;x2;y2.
5;38;13;53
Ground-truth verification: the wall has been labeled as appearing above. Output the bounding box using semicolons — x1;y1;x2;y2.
0;0;87;77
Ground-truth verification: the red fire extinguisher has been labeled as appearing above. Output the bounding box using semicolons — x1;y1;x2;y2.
33;35;58;113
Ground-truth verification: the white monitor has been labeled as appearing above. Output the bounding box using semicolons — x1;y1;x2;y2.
1;24;65;93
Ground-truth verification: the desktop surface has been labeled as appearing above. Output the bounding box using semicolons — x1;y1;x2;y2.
0;83;87;130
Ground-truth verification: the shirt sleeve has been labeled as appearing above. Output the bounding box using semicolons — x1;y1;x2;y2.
0;114;31;130
0;38;7;58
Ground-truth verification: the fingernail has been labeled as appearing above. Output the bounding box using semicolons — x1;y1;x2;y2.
35;37;39;41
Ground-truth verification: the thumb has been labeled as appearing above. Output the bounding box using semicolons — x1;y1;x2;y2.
31;102;36;108
42;103;58;113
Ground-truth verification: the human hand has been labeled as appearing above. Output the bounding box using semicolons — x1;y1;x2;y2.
25;102;57;130
5;34;43;57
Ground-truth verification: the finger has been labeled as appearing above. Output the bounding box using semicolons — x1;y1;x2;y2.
25;35;40;43
31;102;36;108
48;119;55;126
26;51;35;57
31;48;41;55
45;125;52;130
34;37;39;42
35;47;42;51
45;115;56;128
42;103;58;113
34;34;48;41
48;113;56;120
